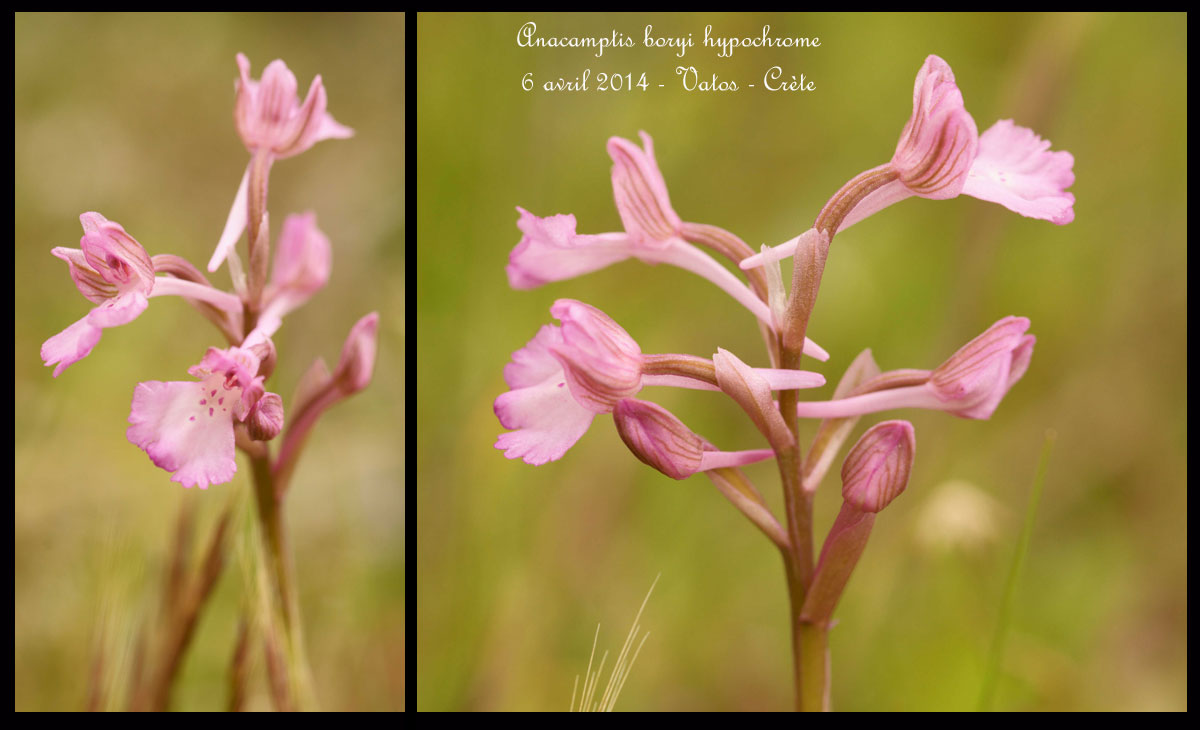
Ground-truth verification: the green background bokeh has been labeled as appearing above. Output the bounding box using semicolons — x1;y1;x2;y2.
417;13;1186;711
15;13;405;711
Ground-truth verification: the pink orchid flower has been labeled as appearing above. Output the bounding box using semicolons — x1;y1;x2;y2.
127;345;278;489
793;316;1035;421
613;398;775;480
210;54;354;273
742;55;1075;269
42;213;243;377
508;132;827;361
247;212;332;339
495;299;824;465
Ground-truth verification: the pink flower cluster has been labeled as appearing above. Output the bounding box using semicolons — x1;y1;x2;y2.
497;56;1072;492
43;55;378;489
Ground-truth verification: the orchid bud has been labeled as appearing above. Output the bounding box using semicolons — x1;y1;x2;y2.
800;421;916;625
892;55;979;199
613;398;705;480
607;132;683;245
929;316;1035;419
841;420;915;513
548;299;642;413
233;54;353;159
333;312;379;395
247;392;284;441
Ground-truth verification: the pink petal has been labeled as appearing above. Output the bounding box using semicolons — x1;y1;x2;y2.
962;120;1075;224
51;246;114;304
79;215;155;294
506;208;633;289
85;291;148;328
607;131;682;245
265;212;331;317
892;56;979;200
494;374;596;465
503;323;566;390
126;378;238;489
316;113;355;142
41;317;103;377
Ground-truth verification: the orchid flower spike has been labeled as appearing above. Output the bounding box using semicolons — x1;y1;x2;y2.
495;300;825;465
42;213;242;377
793;316;1035;421
126;345;279;488
613;398;776;480
507;133;827;361
742;55;1075;270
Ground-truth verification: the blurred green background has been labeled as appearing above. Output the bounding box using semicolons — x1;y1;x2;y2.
417;13;1186;711
15;13;405;710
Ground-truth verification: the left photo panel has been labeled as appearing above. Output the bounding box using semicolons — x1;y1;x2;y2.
15;12;405;711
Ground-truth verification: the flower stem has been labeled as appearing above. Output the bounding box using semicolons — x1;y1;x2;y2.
249;450;294;630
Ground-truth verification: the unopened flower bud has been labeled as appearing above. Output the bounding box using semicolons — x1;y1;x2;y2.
247;392;284;441
613;398;705;480
333;312;379;395
548;299;642;413
841;420;915;513
929;316;1035;419
800;421;914;625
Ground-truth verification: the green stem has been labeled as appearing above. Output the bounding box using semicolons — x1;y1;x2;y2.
249;451;294;630
776;344;826;710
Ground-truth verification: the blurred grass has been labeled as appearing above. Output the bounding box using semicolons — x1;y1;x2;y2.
15;13;405;711
417;12;1186;711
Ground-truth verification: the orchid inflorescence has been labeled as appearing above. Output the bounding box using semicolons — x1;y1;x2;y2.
494;55;1073;710
42;53;378;491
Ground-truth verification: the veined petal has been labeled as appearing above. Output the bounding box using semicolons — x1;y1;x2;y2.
126;377;239;489
494;374;596;465
52;246;115;304
78;214;155;295
507;208;633;289
962;120;1076;224
607;131;682;245
41;317;103;378
85;291;149;328
892;55;979;200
